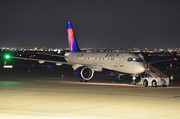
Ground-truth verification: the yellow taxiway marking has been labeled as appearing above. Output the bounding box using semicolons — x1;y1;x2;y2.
43;77;52;83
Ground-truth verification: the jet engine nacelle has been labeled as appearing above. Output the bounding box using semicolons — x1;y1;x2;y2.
74;67;94;80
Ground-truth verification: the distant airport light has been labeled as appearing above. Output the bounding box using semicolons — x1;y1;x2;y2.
3;65;13;68
174;58;177;61
170;63;172;69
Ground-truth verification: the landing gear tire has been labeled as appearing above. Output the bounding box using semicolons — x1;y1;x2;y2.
131;81;136;85
132;74;137;85
152;80;157;87
143;80;148;87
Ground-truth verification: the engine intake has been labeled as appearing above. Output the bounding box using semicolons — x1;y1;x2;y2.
74;67;94;80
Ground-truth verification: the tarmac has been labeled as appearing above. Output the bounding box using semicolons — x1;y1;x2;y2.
0;61;180;119
0;76;180;119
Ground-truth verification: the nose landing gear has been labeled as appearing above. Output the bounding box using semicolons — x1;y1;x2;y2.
131;74;139;85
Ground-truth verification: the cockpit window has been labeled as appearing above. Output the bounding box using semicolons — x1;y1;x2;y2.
127;57;143;62
127;58;133;62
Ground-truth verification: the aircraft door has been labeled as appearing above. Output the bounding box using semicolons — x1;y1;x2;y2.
119;55;124;67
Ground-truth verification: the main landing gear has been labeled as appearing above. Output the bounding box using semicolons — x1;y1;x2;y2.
115;74;124;83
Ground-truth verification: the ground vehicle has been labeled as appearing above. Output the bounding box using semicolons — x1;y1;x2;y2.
140;70;169;87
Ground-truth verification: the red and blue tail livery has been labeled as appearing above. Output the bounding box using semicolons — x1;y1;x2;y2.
67;21;81;52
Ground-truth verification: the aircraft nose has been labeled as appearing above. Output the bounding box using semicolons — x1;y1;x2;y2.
136;63;146;74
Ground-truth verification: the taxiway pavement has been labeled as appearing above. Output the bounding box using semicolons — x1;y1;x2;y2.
0;77;180;119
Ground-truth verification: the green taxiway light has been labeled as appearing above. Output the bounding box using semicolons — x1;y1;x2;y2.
5;55;10;59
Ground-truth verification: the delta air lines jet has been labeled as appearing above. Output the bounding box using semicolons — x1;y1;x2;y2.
8;21;146;83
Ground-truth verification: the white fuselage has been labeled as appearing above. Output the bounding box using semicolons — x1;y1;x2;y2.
65;52;145;74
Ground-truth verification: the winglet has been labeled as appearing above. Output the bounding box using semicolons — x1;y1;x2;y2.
67;21;81;52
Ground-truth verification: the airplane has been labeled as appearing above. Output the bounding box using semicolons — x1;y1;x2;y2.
5;21;146;83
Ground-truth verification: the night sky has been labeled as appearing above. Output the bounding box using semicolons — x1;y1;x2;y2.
0;0;180;49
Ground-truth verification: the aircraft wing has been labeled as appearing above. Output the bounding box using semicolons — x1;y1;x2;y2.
10;56;103;71
36;52;67;58
11;56;76;65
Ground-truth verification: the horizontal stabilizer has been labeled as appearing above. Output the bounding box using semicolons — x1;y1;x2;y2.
36;52;67;58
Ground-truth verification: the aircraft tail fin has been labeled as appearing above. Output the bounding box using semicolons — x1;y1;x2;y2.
67;21;81;52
